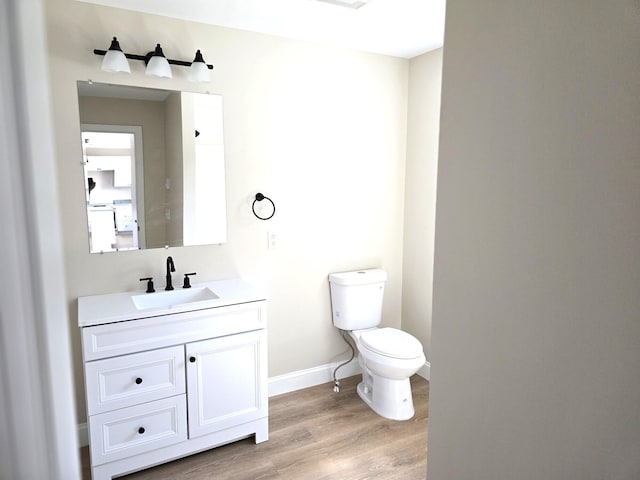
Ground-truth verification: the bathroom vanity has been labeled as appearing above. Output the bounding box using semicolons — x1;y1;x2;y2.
78;279;268;480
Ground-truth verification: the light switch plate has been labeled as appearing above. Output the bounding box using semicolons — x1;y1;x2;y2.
268;231;278;249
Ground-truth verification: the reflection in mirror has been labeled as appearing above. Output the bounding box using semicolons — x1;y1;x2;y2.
82;126;145;251
77;81;227;253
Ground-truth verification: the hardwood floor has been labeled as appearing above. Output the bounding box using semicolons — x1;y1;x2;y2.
81;374;429;480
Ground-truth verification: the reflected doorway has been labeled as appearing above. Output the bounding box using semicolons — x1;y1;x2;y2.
81;125;146;252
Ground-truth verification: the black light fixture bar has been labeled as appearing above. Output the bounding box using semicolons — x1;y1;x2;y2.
93;48;214;70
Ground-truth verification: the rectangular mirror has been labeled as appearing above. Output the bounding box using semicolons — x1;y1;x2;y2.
77;81;227;253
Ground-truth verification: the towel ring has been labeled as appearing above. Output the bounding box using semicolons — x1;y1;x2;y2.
252;193;275;220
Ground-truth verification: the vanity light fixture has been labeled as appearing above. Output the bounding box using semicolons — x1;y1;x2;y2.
99;37;130;73
145;44;172;78
94;37;214;82
188;50;211;82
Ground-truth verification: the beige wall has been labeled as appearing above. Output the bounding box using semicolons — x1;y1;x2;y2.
402;49;442;360
45;0;409;421
428;1;640;479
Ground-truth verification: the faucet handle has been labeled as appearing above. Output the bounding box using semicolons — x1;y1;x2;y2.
183;272;196;289
140;277;155;293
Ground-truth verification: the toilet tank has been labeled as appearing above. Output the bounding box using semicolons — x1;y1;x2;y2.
328;269;387;330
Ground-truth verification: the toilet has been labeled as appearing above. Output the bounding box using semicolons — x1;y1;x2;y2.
328;269;425;421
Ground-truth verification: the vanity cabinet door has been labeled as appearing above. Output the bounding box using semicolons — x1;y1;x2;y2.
186;329;267;439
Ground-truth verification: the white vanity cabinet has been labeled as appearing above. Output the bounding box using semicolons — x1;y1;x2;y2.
79;280;268;480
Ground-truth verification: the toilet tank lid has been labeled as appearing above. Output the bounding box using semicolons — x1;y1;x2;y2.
328;269;387;286
360;328;424;359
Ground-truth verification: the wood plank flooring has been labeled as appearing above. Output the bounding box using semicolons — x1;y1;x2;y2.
80;374;429;480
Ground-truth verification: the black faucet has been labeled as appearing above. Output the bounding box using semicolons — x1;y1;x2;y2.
165;256;175;291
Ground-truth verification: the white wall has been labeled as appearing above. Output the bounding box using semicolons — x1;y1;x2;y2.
1;0;80;477
45;0;409;421
428;1;640;479
402;49;442;361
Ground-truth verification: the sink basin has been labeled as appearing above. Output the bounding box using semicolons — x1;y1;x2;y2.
132;286;219;310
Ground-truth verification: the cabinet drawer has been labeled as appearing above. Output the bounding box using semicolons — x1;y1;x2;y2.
89;395;187;466
85;346;185;415
82;301;266;361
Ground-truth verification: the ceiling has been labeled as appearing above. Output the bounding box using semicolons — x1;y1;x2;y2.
77;0;446;59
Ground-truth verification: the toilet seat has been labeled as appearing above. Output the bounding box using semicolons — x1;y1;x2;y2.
359;328;423;360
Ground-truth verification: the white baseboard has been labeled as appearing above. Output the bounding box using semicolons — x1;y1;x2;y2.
77;359;429;447
267;359;362;397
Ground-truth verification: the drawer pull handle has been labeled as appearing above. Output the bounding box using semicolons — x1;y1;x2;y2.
135;377;143;385
138;427;145;435
189;356;196;363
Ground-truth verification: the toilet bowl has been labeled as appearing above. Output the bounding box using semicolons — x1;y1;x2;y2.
350;327;425;420
328;269;426;421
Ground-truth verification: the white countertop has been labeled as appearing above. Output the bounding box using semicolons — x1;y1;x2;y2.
78;278;266;327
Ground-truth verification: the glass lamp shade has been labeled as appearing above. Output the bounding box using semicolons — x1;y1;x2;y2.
189;61;210;82
101;37;130;73
145;44;172;78
146;56;172;78
102;50;131;73
188;50;211;82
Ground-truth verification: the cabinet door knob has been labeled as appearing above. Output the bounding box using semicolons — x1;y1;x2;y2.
138;427;145;435
189;356;196;363
135;377;143;384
